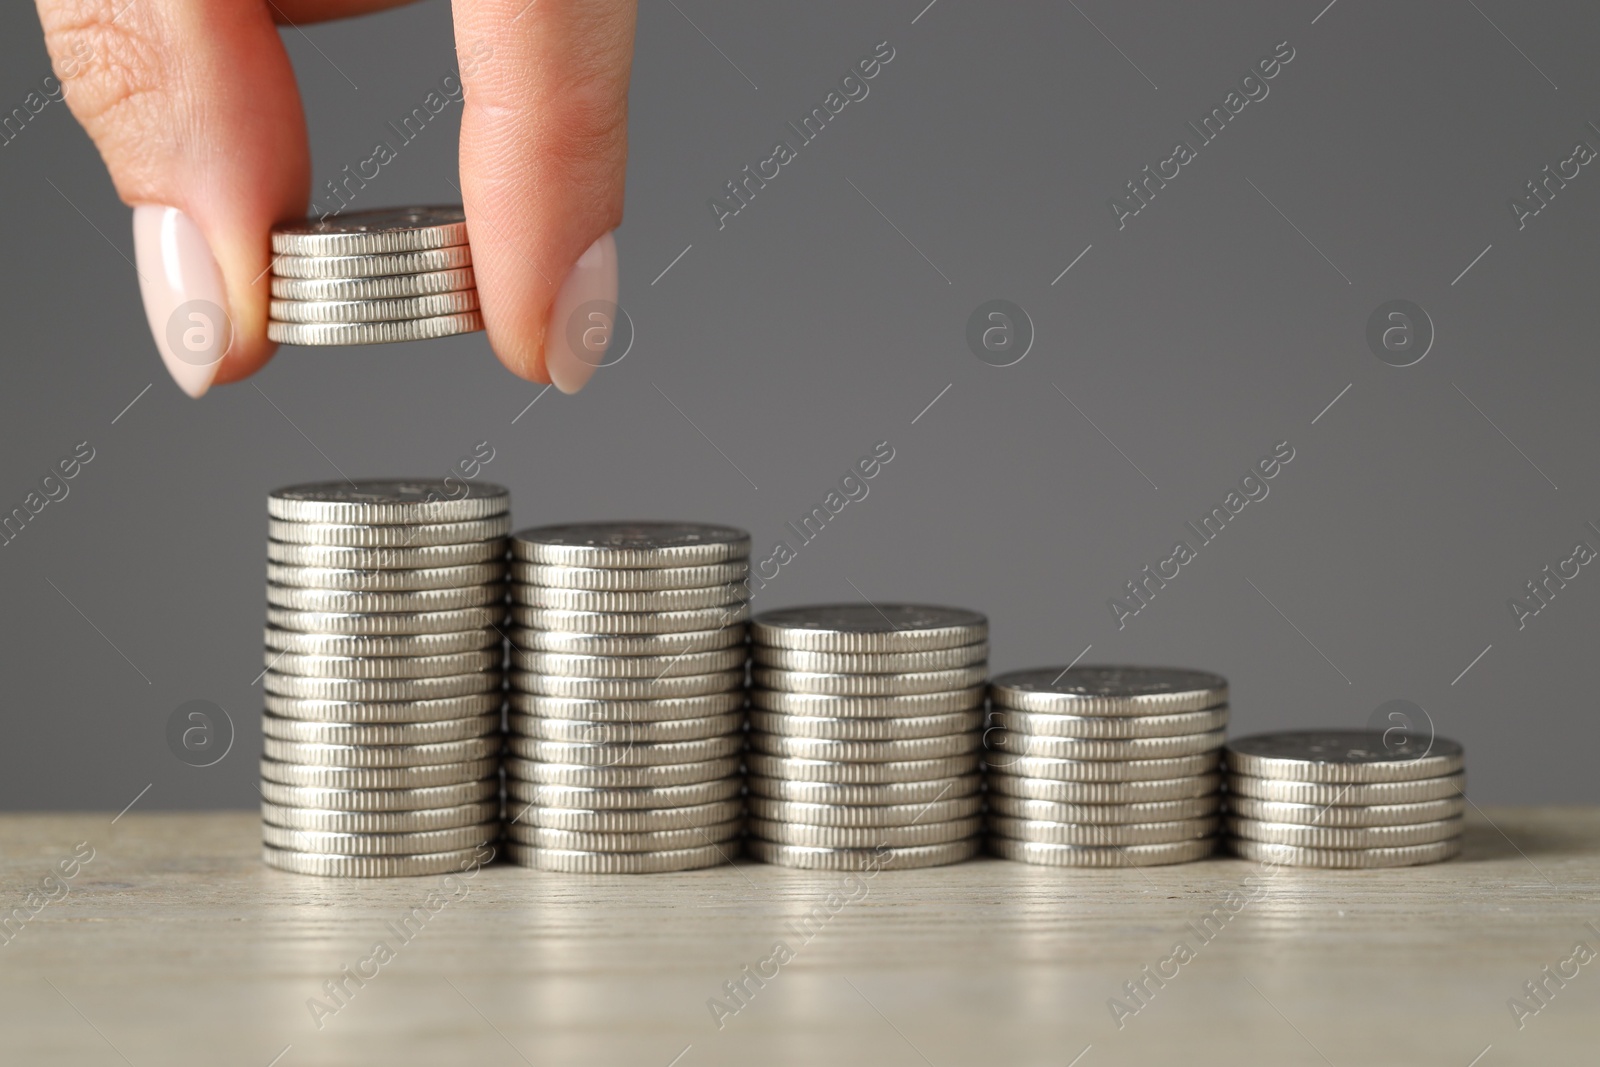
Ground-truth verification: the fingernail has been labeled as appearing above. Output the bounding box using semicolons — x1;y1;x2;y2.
132;205;233;398
543;231;618;395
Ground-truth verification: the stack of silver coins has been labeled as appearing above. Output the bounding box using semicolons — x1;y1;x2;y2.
745;605;988;870
503;522;751;874
1224;730;1466;868
267;207;483;346
260;480;509;877
984;667;1228;867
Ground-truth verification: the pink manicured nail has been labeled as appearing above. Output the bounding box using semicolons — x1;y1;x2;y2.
132;205;232;398
543;232;619;394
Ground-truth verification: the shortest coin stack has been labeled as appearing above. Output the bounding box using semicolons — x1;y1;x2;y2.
260;480;508;877
746;604;989;871
985;667;1229;867
268;207;482;346
1223;730;1467;868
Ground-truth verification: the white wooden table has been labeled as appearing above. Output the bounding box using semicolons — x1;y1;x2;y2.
2;809;1596;1065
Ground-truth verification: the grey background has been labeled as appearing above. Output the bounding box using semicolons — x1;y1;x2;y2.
1;0;1596;810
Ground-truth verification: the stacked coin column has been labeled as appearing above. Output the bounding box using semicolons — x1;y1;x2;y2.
984;668;1228;867
268;207;483;347
1224;731;1467;868
745;605;989;871
504;523;751;874
260;481;509;877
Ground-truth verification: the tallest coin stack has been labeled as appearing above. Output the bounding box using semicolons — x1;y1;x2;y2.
260;481;509;877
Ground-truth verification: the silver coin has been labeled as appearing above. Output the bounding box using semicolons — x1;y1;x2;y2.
508;690;745;722
265;649;501;679
1226;837;1462;868
271;267;477;301
268;312;486;346
263;692;502;724
1224;772;1466;806
262;844;494;878
267;583;504;613
505;735;742;767
989;666;1228;716
989;836;1216;868
503;841;735;873
753;665;987;696
509;712;741;744
752;643;988;674
260;757;496;789
747;795;983;828
1224;815;1464;849
508;647;745;678
505;778;742;810
510;669;742;700
511;522;751;568
270;290;480;324
260;800;498;833
262;735;501;768
751;688;984;718
746;838;979;871
750;733;981;763
271;206;468;256
510;604;750;634
264;626;500;657
506;625;743;656
266;605;507;636
512;584;748;613
985;769;1222;803
263;671;501;702
267;539;506;570
750;816;978;849
261;822;496;856
985;729;1226;762
986;794;1221;825
988;814;1219;847
270;244;472;279
751;604;987;653
1224;795;1467;827
505;756;740;788
1225;731;1465;783
268;514;511;547
744;753;980;784
506;799;744;833
263;712;499;745
266;561;506;591
984;752;1217;782
750;709;983;741
259;778;498;812
988;707;1230;739
510;560;747;590
747;774;981;806
504;819;741;853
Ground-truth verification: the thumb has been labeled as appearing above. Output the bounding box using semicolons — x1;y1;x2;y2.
37;0;308;396
452;0;635;393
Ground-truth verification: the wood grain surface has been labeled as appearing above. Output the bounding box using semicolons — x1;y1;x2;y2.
1;809;1596;1065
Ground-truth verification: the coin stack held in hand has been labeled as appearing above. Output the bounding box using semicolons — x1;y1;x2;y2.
745;605;988;870
1223;730;1467;868
260;480;509;877
984;667;1228;867
504;523;751;874
268;207;482;346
